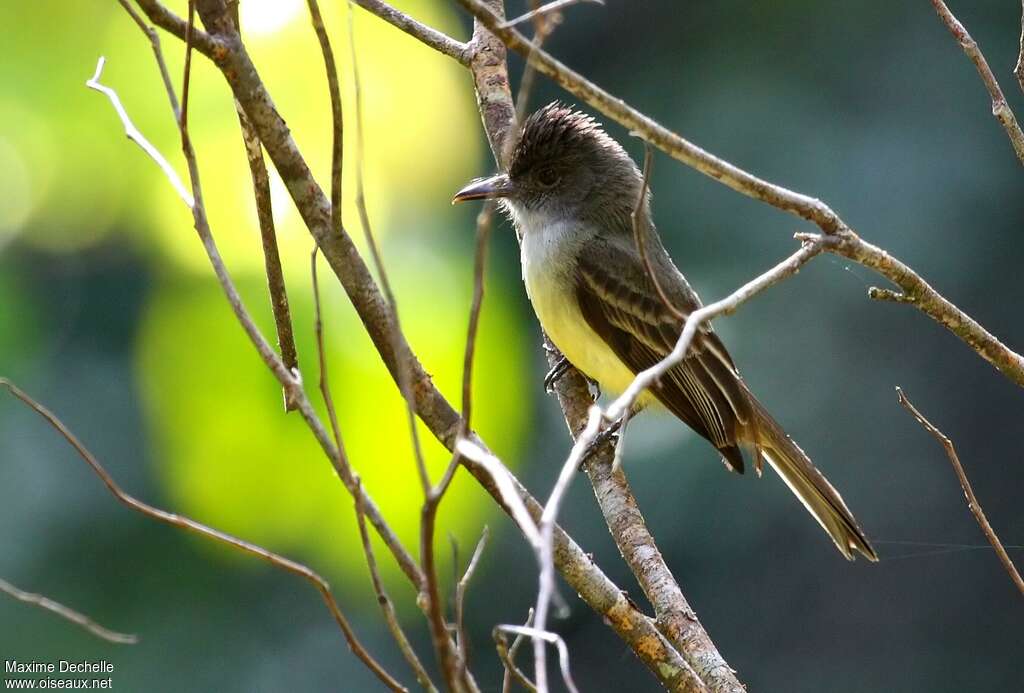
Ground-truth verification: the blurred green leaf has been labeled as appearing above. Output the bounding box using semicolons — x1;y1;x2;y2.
136;236;529;591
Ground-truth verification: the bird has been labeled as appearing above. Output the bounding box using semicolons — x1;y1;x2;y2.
452;102;877;562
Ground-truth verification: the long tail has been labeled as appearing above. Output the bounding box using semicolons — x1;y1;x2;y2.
748;399;878;562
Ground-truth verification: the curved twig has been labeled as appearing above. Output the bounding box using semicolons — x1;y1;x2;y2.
0;379;406;693
85;57;193;207
896;388;1024;597
0;576;137;645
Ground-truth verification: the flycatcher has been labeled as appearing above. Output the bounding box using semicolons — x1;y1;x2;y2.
453;103;876;561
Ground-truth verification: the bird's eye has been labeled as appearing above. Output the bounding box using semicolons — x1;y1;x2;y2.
535;166;559;187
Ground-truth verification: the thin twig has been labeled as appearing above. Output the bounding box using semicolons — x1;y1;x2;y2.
460;204;494;434
455;440;543;550
607;237;826;421
631;143;683;319
500;0;602;30
895;388;1024;597
416;206;496;678
0;576;138;645
496;634;538;692
532;406;601;692
117;1;182;118
930;0;1024;165
610;405;632;472
180;0;195;130
305;0;344;237
455;527;490;675
235;110;300;410
229;0;299;410
354;484;440;692
421;101;498;693
419;478;466;692
496;626;578;693
499;610;536;693
0;379;406;692
86;57;193;207
315;243;438;691
416;205;494;689
311;248;344;451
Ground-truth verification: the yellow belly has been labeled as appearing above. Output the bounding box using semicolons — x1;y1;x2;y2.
517;216;654;406
525;267;650;403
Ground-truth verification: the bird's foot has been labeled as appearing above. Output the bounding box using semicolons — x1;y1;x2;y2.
579;416;625;470
543;356;572;393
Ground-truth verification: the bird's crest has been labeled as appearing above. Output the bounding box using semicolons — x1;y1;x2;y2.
509;102;626;177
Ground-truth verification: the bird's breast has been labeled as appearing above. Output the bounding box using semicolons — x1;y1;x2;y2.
520;222;641;397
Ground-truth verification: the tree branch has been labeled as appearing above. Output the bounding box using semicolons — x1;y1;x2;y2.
812;230;1024;388
132;0;222;58
929;0;1024;165
350;0;471;64
896;388;1024;597
232;79;300;409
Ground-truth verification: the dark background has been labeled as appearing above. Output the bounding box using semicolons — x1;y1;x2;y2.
2;1;1022;691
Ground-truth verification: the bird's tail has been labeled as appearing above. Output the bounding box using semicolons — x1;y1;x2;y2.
748;399;878;562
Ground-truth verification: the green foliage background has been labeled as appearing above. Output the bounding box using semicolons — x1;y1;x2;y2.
2;1;1022;692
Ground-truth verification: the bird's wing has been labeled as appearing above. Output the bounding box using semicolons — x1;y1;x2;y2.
574;237;754;472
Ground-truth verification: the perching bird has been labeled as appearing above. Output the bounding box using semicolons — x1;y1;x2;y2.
453;103;876;561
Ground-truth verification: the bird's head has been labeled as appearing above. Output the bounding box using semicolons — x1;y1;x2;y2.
453;103;643;230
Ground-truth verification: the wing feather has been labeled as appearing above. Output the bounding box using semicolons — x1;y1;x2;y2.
575;238;753;471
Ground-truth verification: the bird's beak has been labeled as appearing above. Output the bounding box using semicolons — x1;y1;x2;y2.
451;173;511;204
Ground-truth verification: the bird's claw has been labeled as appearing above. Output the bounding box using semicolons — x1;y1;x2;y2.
578;416;625;469
543;356;572;393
